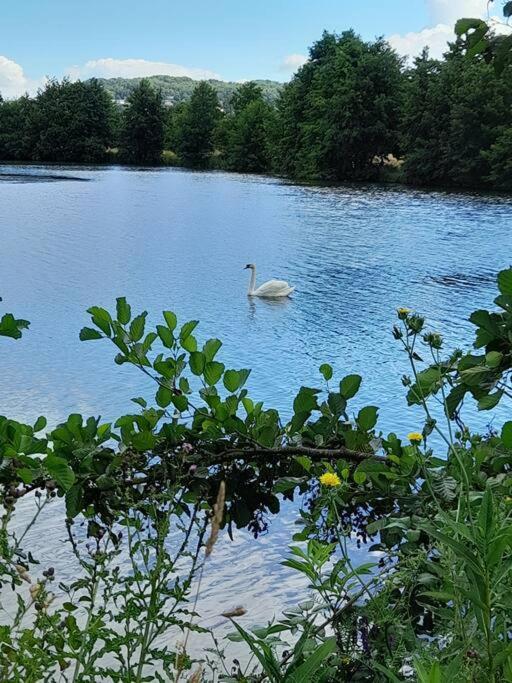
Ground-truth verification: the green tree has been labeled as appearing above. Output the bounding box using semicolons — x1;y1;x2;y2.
0;95;37;161
402;46;512;188
230;80;264;114
120;79;165;164
176;81;221;168
221;82;274;173
164;101;187;152
400;50;450;186
31;78;114;162
484;127;512;189
273;31;404;181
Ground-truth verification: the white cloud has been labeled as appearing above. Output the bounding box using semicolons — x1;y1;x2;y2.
387;0;509;62
279;53;308;72
388;22;454;60
0;55;42;98
66;58;220;81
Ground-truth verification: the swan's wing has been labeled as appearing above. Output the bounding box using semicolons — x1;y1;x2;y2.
254;279;293;296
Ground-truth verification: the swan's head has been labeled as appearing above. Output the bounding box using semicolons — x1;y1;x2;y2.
244;263;255;270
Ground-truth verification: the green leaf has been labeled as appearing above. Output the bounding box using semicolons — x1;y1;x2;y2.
372;662;403;683
156;385;173;408
204;361;225;385
353;469;367;485
0;313;30;339
477;390;503;411
478;488;494;539
45;455;75;491
131;431;155;451
180;320;199;340
116;297;131;325
65;484;84;518
87;306;112;336
129;312;147;342
285;638;336;683
501;421;512;448
223;369;242;393
454;17;487;36
319;363;333;381
79;327;103;341
445;384;467;418
17;468;35;484
273;477;307;493
469;309;499;335
33;416;47;433
357;405;378;431
228;622;282;682
498;268;512;297
485;350;503;368
181;335;197;352
189;351;206;375
327;392;346;417
156;325;174;348
163;310;177;330
172;394;189;412
340;374;362;399
293;387;319;414
203;338;222;361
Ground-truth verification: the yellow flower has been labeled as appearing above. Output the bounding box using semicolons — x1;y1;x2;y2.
319;472;341;487
397;307;412;319
408;432;423;444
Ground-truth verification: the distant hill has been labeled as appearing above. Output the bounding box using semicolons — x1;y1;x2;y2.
96;75;284;111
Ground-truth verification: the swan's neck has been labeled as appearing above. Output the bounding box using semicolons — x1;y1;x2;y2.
248;267;257;295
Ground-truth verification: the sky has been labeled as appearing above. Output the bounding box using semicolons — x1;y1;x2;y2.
0;0;506;98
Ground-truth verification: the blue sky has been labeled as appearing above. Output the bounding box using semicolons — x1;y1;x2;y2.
0;0;495;97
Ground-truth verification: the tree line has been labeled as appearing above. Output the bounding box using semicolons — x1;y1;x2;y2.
1;29;512;190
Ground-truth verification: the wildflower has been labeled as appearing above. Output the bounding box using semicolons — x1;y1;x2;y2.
397;307;412;319
408;314;425;333
319;472;341;487
408;432;423;444
29;583;41;599
423;331;443;349
15;564;31;583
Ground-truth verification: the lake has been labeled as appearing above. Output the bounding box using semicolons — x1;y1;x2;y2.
2;164;512;650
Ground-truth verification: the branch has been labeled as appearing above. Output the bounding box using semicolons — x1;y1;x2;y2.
206;445;385;465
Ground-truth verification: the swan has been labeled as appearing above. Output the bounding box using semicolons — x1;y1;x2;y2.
244;263;295;298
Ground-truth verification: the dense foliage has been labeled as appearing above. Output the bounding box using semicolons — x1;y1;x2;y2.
120;79;166;164
1;268;512;681
271;31;403;181
0;79;115;163
175;82;221;168
97;75;283;113
1;16;512;186
401;45;512;188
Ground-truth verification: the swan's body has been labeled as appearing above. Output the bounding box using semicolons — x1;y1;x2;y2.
244;263;295;298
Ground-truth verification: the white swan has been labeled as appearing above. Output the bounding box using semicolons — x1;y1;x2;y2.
244;263;295;298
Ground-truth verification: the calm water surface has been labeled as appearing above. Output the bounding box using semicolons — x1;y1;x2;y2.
2;164;512;649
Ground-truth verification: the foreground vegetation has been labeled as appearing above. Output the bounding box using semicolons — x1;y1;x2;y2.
1;265;512;681
1;6;512;189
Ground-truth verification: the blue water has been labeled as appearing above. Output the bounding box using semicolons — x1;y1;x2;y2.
1;164;512;645
2;165;511;434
